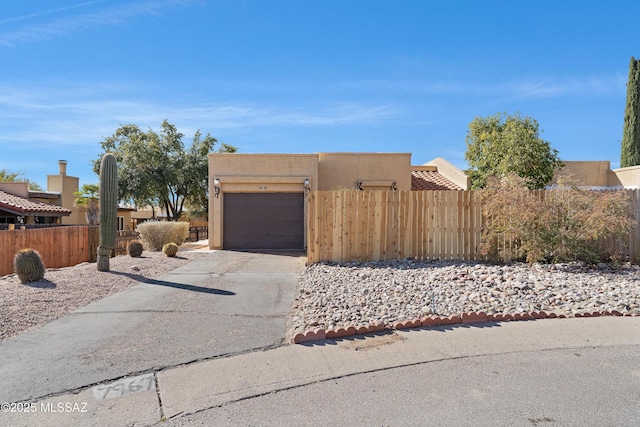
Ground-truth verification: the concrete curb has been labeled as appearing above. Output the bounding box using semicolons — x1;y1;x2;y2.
292;309;638;344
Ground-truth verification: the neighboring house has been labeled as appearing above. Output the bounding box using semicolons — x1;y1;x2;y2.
551;161;640;189
0;182;71;225
411;157;470;191
0;160;138;230
208;152;468;251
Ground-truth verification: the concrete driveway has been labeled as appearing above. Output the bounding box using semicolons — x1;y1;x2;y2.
0;250;305;404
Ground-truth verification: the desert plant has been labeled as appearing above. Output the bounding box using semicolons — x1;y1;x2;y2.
136;221;190;251
97;153;118;271
479;173;635;264
73;183;100;225
127;240;144;257
162;242;178;257
14;249;45;284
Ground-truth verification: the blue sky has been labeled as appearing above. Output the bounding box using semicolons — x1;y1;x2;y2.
0;0;638;188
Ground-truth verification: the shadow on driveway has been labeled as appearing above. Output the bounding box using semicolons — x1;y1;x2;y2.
110;271;236;296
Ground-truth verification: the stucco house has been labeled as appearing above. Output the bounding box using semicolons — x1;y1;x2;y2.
0;160;137;230
208;152;469;251
552;161;640;189
0;182;72;226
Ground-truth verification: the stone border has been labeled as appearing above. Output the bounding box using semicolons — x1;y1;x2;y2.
292;310;639;344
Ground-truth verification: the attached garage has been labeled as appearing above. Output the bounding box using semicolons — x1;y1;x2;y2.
223;193;305;250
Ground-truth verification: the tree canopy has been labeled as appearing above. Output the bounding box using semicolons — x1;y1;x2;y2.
464;112;563;189
621;56;640;168
93;120;237;221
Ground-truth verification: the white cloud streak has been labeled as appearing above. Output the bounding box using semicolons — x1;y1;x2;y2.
0;83;398;147
0;1;108;25
0;0;203;47
341;74;626;99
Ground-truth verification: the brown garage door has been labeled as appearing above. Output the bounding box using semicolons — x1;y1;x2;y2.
223;193;304;249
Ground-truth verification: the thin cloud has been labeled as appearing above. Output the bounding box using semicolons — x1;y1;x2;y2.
0;1;107;25
341;74;626;99
0;83;398;147
0;0;203;47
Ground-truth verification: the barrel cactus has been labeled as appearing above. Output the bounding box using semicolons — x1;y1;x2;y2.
127;240;144;257
97;153;118;271
162;242;178;257
14;249;46;284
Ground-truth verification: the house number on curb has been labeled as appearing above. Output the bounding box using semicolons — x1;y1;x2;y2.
92;373;155;400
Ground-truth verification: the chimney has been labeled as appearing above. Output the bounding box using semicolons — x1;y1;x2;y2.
58;160;67;176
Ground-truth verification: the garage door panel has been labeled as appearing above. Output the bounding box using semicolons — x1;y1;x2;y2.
223;193;304;250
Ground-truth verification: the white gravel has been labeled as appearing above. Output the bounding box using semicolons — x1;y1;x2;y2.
0;247;209;343
289;259;640;335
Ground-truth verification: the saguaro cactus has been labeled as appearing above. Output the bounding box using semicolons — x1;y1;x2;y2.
97;153;118;271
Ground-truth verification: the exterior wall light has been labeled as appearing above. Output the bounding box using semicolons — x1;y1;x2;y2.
213;178;221;198
304;178;311;197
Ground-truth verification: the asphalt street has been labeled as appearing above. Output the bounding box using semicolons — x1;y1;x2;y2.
162;344;640;427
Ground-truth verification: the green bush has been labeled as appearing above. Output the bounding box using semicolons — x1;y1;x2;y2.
479;174;635;264
162;242;179;257
136;221;190;251
14;248;46;283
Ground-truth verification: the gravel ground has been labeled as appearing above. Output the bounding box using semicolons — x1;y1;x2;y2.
4;247;640;344
289;259;640;335
0;247;209;343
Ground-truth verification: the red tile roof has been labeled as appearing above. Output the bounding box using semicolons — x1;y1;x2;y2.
411;170;463;191
0;190;71;216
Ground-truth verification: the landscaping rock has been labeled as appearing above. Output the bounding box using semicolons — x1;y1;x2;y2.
289;259;640;336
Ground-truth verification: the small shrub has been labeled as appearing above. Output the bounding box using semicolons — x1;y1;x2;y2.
162;242;178;257
127;240;144;257
136;221;190;251
14;249;46;284
479;173;635;264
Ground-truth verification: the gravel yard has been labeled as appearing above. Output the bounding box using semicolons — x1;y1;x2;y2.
0;249;209;343
3;248;639;344
289;259;640;335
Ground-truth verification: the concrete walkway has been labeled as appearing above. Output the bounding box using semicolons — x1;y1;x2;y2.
3;316;639;426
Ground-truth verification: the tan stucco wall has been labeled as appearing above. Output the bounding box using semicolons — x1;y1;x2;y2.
552;161;640;189
317;152;411;190
117;210;134;230
0;182;30;198
609;165;640;188
47;164;83;225
552;161;611;186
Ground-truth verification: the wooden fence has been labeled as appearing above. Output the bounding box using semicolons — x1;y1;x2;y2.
307;189;640;264
0;226;99;276
307;190;483;263
187;226;208;242
1;224;211;276
602;189;639;261
115;230;139;255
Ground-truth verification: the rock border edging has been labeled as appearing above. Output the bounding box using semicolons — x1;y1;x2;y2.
292;310;638;344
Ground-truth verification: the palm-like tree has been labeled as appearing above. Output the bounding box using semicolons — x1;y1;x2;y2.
74;184;100;225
